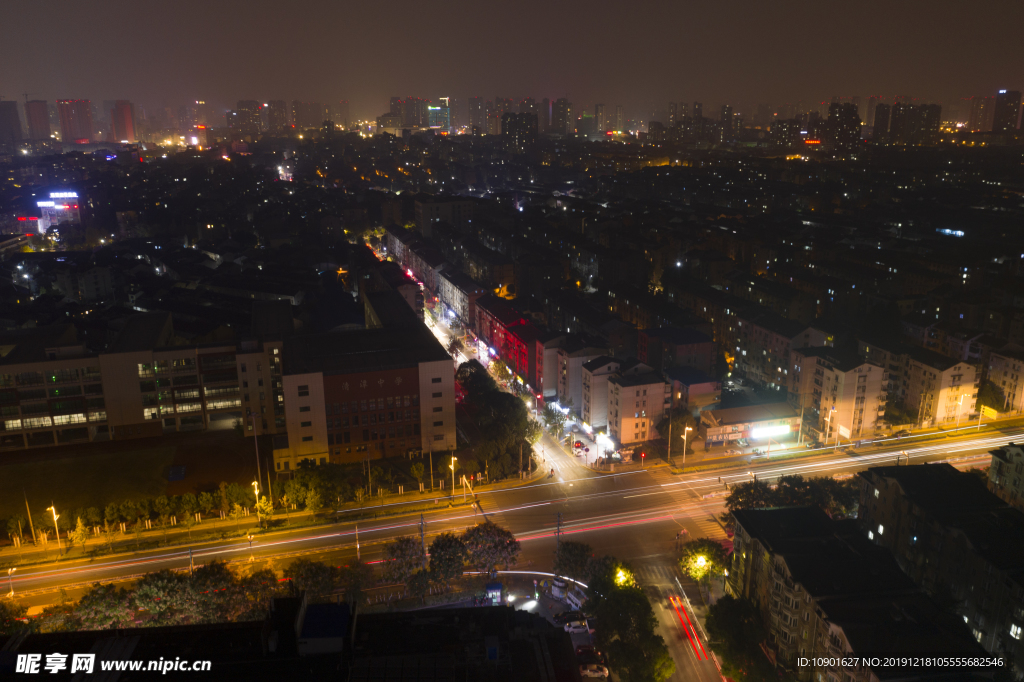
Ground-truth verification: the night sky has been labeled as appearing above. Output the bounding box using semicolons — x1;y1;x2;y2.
3;0;1022;119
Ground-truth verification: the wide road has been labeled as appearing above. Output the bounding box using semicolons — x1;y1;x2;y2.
6;426;1015;681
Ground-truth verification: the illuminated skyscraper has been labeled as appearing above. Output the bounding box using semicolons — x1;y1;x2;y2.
992;90;1022;133
0;101;20;152
968;96;995;132
614;105;623;131
551;98;573;135
826;102;861;151
502;112;537;151
111;100;137;143
468;97;485;133
267;100;288;130
693;101;703;120
57;99;94;144
866;96;881;127
595;103;606;132
720;104;734;141
234;100;262;136
541;98;551;132
25;100;50;140
292;101;325;129
333;100;350;129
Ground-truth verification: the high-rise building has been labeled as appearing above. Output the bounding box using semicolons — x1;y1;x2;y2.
332;100;350;129
266;100;288;130
888;101;910;145
993;90;1022;134
0;101;21;152
719;104;734;141
968;96;995;132
541;98;551;132
111;100;137;143
502;112;538;151
292;101;325;129
906;103;941;145
519;97;537;116
428;99;451;129
614;105;623;132
873;103;891;143
826;102;861;151
668;102;678;127
692;101;703;120
24;100;50;140
390;97;402;117
866;96;881;127
233;100;262;136
551;98;573;135
56;99;94;144
594;103;606;132
754;103;771;128
468;97;485;133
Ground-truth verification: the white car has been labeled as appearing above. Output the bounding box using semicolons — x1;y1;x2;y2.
580;664;609;678
564;620;591;633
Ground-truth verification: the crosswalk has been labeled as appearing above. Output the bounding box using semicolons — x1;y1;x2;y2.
632;563;679;585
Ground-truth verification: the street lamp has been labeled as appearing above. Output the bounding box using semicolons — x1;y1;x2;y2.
695;555;707;568
6;567;15;597
681;426;693;466
247;533;255;562
47;504;62;555
449;456;458;499
954;394;965;431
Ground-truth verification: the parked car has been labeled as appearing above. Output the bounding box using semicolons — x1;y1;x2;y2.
575;645;597;657
564;620;591;633
580;664;610;678
578;651;608;666
725;449;741;456
555;610;584;624
737;438;749;447
894;429;911;438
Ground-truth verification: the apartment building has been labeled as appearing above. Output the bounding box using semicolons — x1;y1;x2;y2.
475;294;545;393
637;327;715;374
989;442;1024;509
730;507;984;682
901;348;978;426
580;356;621;431
731;308;832;389
0;313;283;452
789;347;886;442
414;196;474;238
858;464;1024;678
556;337;610;413
664;366;721;417
606;371;668;447
273;291;455;472
988;347;1024;412
437;269;487;330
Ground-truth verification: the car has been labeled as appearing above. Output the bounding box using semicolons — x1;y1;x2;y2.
737;438;749;447
579;664;609;678
574;441;584;448
575;645;597;657
555;610;584;624
564;620;591;633
894;429;911;438
725;449;741;456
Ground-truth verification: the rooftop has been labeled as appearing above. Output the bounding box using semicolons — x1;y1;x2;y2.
641;326;713;346
609;370;666;389
703;402;797;426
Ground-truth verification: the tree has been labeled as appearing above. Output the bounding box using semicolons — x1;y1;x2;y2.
977;379;1004;412
490;358;513;385
305;487;323;512
462;521;520;575
0;600;30;635
237;568;283;620
133;569;192;625
407;569;432;603
542;404;566;438
456;359;498;397
340;560;375;606
656;412;698;454
410;462;425;486
705;595;777;682
382;536;425;583
76;583;135;630
284;558;337;603
447;338;464;358
255;496;274;529
199;491;217;516
724;479;775;511
229;503;244;531
593;585;657;647
554;540;592;584
679;538;728;586
70;517;90;550
606;636;676;682
428;532;467;587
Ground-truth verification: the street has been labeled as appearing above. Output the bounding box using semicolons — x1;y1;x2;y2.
3;422;1013;679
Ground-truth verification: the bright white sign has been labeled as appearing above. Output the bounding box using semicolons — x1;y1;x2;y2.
49;192;78;199
751;424;791;439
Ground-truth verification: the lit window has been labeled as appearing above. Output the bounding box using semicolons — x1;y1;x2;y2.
877;524;884;535
867;530;874;540
874;488;879;498
1011;625;1021;640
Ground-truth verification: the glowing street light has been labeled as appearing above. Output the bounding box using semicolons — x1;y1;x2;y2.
6;567;15;597
695;555;707;568
247;533;256;562
47;504;62;555
450;456;458;499
681;426;693;465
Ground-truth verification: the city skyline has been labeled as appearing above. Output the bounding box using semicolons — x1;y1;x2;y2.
3;0;1023;122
